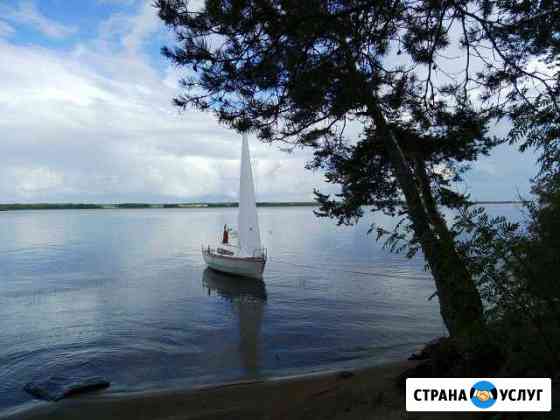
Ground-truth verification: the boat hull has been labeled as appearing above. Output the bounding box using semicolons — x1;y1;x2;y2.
202;248;266;280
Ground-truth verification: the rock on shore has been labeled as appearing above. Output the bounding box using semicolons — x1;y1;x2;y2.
23;376;110;401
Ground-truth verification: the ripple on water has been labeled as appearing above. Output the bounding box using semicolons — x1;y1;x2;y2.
0;207;462;412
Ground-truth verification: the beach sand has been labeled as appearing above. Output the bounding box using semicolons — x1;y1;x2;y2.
2;360;498;420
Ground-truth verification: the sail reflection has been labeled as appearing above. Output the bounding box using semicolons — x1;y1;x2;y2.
202;269;266;375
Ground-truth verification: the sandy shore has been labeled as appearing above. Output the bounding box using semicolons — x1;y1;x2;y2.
2;360;500;420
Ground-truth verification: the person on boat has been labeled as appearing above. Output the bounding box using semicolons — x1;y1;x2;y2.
222;224;229;244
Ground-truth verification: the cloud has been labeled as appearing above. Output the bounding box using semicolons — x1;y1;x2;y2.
1;1;77;39
0;1;327;203
0;0;537;204
2;167;65;198
122;1;162;52
0;20;15;38
98;1;162;54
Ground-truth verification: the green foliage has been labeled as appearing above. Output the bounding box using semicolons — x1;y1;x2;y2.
454;180;560;375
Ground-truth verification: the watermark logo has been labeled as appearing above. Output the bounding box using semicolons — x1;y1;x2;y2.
406;378;551;412
470;380;497;409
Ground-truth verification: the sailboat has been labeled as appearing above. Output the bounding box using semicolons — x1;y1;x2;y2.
202;133;267;279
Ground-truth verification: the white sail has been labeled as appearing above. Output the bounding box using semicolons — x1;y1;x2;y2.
238;133;262;256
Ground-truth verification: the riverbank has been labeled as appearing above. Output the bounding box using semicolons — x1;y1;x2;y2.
2;360;494;420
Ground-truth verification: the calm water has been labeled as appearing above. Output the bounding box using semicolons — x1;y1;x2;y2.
0;206;520;413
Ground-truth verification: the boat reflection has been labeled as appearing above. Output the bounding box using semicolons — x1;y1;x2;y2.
202;268;267;375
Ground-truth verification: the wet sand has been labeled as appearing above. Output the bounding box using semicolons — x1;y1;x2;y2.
2;360;490;420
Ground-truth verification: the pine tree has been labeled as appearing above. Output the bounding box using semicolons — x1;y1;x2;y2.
155;0;555;336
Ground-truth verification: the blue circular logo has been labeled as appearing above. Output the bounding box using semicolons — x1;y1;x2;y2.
470;381;498;409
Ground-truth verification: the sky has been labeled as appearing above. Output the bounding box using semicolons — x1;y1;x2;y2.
0;0;538;203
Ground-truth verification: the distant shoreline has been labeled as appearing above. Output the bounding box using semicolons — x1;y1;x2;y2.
0;201;526;211
0;202;318;211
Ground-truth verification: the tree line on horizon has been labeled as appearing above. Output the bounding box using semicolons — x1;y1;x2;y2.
0;200;526;211
0;202;320;210
157;0;559;378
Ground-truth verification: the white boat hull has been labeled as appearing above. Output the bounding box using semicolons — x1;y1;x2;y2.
202;248;266;280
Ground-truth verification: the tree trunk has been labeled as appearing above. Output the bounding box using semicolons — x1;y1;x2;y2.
368;104;484;336
412;154;484;334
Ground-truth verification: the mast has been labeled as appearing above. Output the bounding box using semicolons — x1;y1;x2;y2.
238;133;262;256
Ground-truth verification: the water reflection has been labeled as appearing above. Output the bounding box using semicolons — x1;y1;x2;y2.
1;208;458;412
202;269;266;375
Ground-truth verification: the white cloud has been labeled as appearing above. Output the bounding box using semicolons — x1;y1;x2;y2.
0;1;328;203
14;167;64;196
0;0;535;204
97;0;161;54
122;1;162;53
1;1;77;39
0;20;15;38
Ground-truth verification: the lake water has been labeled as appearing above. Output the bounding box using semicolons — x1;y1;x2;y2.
0;206;520;413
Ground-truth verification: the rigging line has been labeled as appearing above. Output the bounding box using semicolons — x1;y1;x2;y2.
269;258;429;281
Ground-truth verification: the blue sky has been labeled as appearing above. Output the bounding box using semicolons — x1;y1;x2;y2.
0;0;538;203
2;0;125;49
